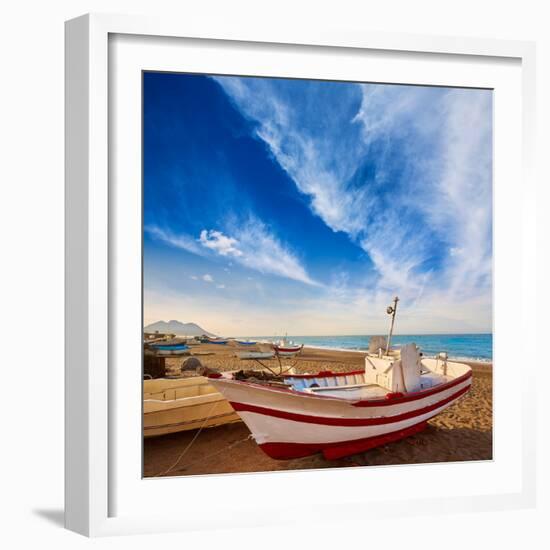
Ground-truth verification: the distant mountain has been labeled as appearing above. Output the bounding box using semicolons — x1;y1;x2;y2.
144;320;217;337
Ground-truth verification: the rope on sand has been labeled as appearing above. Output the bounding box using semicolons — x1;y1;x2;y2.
154;400;220;477
174;434;254;473
153;402;255;477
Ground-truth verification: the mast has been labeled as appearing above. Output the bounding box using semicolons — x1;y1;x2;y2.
385;296;399;356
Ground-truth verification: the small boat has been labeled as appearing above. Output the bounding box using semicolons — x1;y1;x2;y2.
150;343;190;355
272;343;303;356
272;336;303;356
237;351;276;360
237;340;257;346
208;339;229;345
143;376;241;437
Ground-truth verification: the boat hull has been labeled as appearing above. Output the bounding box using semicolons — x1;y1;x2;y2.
260;421;429;459
273;345;303;356
209;369;472;459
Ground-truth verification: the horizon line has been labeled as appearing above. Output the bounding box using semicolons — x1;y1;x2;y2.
143;328;493;337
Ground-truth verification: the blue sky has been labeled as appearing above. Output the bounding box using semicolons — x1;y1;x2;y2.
143;72;493;336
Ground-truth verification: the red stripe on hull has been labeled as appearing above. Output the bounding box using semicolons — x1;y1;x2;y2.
230;384;470;427
259;421;429;460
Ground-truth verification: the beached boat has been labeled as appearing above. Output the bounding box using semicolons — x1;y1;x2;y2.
209;339;229;345
209;343;472;459
150;343;190;355
143;377;241;437
272;337;303;356
237;340;257;346
273;343;303;356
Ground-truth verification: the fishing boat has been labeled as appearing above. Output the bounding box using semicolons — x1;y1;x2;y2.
209;345;471;459
272;338;303;356
150;343;190;355
208;297;472;459
273;344;303;357
237;340;257;346
208;339;229;345
143;376;241;437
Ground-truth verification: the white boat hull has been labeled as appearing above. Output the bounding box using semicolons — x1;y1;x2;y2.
209;362;472;459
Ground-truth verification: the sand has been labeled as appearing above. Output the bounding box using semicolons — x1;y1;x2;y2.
144;343;492;477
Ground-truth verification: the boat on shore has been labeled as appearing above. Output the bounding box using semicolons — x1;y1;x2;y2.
273;344;303;356
209;345;471;459
272;338;303;357
143;377;240;437
237;340;257;346
150;342;190;355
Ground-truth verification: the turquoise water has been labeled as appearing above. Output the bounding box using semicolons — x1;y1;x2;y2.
248;334;493;362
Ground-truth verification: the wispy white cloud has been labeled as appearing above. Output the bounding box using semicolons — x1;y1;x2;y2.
199;217;320;286
145;225;204;256
350;85;492;304
214;76;369;237
216;284;226;289
426;89;493;298
202;273;214;283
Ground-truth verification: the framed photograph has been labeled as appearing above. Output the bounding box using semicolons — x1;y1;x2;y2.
65;13;536;536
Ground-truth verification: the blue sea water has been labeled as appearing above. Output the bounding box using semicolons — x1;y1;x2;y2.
250;334;493;362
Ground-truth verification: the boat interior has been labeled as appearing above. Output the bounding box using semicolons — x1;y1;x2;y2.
283;344;470;401
144;377;218;402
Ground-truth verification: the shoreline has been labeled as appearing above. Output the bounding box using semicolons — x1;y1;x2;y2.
298;343;493;364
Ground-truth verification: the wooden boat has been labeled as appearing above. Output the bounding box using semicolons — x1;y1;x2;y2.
272;343;303;356
209;343;472;459
208;339;229;345
237;340;257;346
143;376;240;437
143;377;241;437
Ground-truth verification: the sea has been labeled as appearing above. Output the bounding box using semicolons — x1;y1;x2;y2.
247;334;493;362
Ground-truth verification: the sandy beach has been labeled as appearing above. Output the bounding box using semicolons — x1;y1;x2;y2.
144;343;492;477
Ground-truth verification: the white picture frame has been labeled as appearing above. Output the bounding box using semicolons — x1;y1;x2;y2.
65;13;537;537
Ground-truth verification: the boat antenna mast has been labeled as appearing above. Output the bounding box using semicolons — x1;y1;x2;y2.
385;296;399;356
